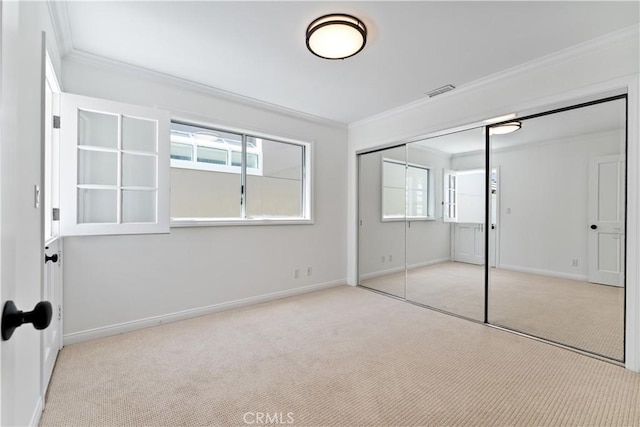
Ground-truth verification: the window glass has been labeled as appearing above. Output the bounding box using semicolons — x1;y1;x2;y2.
383;160;432;220
170;121;309;221
170;143;192;161
197;146;227;165
246;139;303;218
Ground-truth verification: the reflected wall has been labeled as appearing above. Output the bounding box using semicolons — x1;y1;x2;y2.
358;146;406;298
487;98;626;361
356;96;626;361
405;128;486;321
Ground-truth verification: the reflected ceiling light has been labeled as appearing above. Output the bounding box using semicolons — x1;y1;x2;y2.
306;14;367;60
489;121;522;135
484;113;517;124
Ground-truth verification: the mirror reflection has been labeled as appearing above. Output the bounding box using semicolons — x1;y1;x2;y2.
488;98;626;360
405;128;486;320
358;146;406;298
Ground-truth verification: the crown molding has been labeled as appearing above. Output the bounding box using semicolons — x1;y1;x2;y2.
63;49;347;130
349;24;640;130
47;0;73;56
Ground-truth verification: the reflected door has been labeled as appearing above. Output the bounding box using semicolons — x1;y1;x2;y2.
358;146;406;298
487;97;626;361
588;155;624;286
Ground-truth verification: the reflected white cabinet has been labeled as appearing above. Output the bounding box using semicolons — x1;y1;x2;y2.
60;93;170;236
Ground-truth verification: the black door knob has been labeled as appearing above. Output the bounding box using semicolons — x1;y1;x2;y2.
590;224;598;230
45;253;58;263
1;300;52;341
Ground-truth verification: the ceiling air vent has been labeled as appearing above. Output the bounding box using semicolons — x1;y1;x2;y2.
426;84;455;98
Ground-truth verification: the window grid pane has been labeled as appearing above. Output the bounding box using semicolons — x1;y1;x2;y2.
197;146;227;165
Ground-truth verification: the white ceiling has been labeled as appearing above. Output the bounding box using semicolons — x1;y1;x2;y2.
58;1;639;124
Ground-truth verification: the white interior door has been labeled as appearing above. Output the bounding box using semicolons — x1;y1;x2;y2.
2;9;51;426
41;53;63;401
41;242;61;397
588;155;625;286
454;223;485;265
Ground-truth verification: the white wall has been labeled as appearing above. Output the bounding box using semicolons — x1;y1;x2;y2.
348;26;640;370
1;2;62;425
61;55;348;341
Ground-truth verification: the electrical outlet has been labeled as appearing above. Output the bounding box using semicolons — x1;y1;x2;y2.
381;256;386;263
572;259;579;267
388;255;393;262
306;267;312;276
294;269;300;278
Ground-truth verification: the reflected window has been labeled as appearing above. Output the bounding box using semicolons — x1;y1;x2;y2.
382;159;433;220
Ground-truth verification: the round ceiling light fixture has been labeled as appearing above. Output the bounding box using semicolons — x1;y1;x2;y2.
489;121;522;135
306;14;367;60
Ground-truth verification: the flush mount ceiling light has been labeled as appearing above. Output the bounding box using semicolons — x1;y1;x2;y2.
306;14;367;60
489;121;522;135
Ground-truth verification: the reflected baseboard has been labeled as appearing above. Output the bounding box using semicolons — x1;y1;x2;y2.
496;263;588;281
360;257;451;281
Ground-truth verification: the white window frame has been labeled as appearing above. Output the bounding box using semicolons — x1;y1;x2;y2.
170;123;264;177
59;93;170;236
169;119;313;227
381;158;435;222
443;169;458;222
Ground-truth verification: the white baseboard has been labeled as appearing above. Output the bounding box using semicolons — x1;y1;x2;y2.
359;258;451;281
63;279;345;346
497;264;588;281
29;396;43;427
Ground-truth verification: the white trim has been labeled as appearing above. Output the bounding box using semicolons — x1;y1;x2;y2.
359;266;405;282
28;397;43;427
497;264;588;282
63;280;345;345
46;0;73;57
350;25;639;130
625;75;640;372
408;257;451;271
170;218;313;227
64;50;347;129
359;258;450;281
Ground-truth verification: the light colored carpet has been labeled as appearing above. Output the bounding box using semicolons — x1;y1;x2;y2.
40;286;639;427
361;262;624;360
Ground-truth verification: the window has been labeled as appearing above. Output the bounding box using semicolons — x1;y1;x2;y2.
382;159;433;221
443;169;457;222
59;93;170;236
170;123;262;175
170;121;311;223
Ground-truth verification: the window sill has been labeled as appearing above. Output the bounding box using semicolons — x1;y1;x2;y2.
381;217;437;223
170;218;314;227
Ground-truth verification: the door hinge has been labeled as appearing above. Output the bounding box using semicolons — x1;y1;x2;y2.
53;115;60;129
52;208;60;221
58;305;62;320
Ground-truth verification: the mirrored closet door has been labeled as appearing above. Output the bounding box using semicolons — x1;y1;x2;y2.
487;97;626;361
358;146;407;298
405;128;486;321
